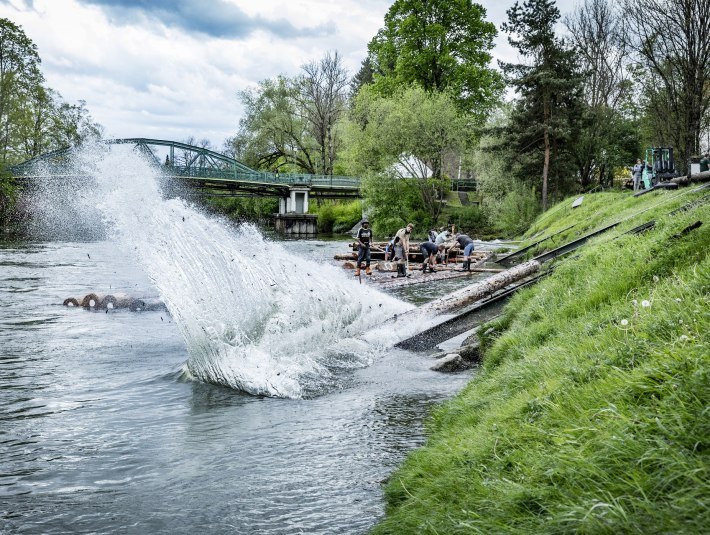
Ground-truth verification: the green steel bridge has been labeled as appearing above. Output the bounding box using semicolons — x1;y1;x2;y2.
9;137;477;198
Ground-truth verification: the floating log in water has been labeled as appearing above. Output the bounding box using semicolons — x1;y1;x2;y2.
421;260;541;315
64;293;165;311
101;293;133;309
128;298;165;312
80;293;104;308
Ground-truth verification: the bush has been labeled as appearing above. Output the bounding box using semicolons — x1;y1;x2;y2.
449;204;492;237
309;199;362;234
495;186;540;235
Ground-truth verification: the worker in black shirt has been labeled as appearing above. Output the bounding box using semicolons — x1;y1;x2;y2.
420;241;445;273
355;219;373;276
455;233;475;271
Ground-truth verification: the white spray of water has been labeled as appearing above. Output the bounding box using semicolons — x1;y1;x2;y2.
62;144;412;397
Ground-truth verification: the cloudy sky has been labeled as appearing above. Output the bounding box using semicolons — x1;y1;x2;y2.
0;0;577;149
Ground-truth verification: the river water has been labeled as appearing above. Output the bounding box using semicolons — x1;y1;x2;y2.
1;145;483;534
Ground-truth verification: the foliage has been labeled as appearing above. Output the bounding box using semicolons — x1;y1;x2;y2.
564;0;642;188
347;86;469;223
0;18;102;166
359;170;431;237
232;51;348;175
447;204;490;237
0;164;17;224
500;0;584;210
373;188;710;533
203;196;278;223
622;0;710;173
308;199;362;234
496;183;541;235
232;76;317;172
366;0;503;117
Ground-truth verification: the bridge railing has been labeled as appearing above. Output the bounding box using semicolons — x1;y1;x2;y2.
167;165;360;188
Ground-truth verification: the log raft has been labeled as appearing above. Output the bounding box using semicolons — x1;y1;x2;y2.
341;241;476;263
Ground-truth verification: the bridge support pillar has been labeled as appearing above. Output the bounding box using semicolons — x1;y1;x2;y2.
275;186;316;237
279;186;310;215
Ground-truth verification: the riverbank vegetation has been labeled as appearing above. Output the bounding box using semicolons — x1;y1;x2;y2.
373;187;709;533
0;18;103;230
3;1;708;238
231;0;709;238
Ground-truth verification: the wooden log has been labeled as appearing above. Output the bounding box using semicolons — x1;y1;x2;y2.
375;254;492;289
80;293;104;308
421;260;541;315
101;293;133;309
669;170;710;186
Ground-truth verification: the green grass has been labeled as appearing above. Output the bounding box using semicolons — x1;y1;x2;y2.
372;188;709;534
514;188;709;259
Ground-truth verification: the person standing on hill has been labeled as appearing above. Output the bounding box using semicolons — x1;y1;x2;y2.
455;233;475;271
632;159;644;191
355;219;373;277
393;223;414;277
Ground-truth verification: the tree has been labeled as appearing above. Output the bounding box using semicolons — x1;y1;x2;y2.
233;52;349;175
366;0;503;117
234;75;318;173
347;85;469;223
51;99;103;148
350;57;374;98
501;0;583;210
622;0;710;175
0;19;102;166
0;18;42;164
564;0;641;188
295;51;349;175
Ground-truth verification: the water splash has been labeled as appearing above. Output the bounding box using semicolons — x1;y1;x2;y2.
41;144;412;397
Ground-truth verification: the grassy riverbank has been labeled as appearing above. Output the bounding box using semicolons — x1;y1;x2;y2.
374;187;709;533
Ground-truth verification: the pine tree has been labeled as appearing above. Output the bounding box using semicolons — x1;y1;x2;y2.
501;0;583;210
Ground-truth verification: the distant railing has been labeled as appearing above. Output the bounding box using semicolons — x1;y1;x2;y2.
8;138;363;191
167;165;360;188
451;178;477;191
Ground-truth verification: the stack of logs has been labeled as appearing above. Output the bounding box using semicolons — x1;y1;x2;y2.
335;241;481;263
62;293;165;311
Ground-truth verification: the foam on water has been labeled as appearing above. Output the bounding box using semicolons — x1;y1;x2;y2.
39;144;413;397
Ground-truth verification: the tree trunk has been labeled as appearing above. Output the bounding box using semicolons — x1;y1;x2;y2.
420;260;541;315
542;98;550;211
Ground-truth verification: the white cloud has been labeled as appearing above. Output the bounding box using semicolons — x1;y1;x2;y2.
0;0;578;149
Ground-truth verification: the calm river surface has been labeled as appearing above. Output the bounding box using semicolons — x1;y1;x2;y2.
1;239;474;534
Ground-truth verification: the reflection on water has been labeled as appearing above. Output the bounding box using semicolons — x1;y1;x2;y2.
0;241;473;534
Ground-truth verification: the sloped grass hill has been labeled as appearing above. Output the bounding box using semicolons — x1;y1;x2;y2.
373;188;709;534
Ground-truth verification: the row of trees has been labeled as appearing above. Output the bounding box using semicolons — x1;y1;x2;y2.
0;18;103;228
0;19;102;166
233;0;710;237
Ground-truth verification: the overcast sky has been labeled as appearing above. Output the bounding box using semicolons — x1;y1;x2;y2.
0;0;577;149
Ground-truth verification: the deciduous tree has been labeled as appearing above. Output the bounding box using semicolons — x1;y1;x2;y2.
347;85;468;223
622;0;710;175
366;0;503;117
0;18;42;164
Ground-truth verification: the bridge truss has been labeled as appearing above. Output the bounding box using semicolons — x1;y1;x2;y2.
10;138;361;199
